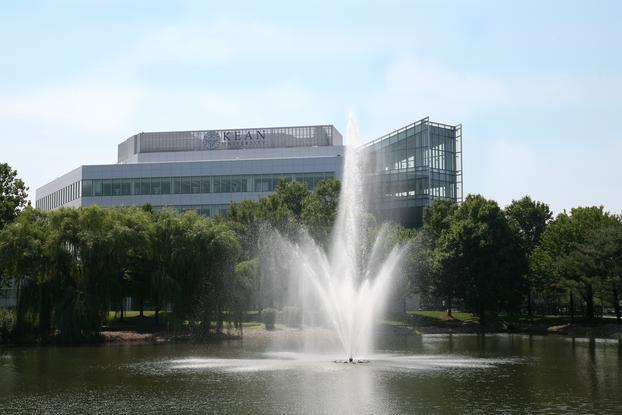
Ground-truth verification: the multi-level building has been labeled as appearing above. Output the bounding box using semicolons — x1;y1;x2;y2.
36;118;462;227
364;117;462;227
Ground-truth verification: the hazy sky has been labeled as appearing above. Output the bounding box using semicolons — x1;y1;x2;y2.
1;0;620;215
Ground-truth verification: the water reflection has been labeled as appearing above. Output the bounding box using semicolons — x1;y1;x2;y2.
0;334;620;414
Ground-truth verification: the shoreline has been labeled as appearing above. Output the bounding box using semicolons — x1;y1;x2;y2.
3;319;620;348
73;321;622;346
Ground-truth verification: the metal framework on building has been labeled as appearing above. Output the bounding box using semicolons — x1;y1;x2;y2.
363;117;463;227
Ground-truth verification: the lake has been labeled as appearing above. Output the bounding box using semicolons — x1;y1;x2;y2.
1;333;620;414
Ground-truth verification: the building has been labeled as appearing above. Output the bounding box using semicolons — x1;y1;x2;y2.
364;117;462;228
35;118;462;227
36;125;343;217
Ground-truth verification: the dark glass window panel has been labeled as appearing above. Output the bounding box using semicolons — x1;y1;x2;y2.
220;176;231;192
151;178;161;195
102;180;112;196
181;177;191;193
112;179;121;196
121;180;131;196
161;178;171;194
191;177;201;193
141;179;150;195
82;180;93;197
172;177;182;194
201;177;211;193
231;177;241;193
93;180;103;196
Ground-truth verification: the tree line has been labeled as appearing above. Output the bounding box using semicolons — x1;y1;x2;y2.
0;161;621;344
0;173;342;344
415;195;622;324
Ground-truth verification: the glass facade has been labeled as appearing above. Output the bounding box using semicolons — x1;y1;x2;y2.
36;119;461;228
81;172;334;198
363;118;462;228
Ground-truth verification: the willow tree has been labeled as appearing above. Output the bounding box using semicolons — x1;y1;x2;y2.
0;208;50;340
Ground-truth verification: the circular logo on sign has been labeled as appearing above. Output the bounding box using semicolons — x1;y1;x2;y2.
203;131;220;150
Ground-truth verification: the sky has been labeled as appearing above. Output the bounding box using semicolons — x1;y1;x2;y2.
1;0;621;215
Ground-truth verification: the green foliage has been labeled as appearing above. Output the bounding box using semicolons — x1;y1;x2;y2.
230;259;258;330
301;179;340;244
505;196;553;315
532;207;620;319
419;195;528;322
261;307;277;330
0;206;244;343
2;173;620;342
0;163;29;230
0;308;15;342
415;199;458;309
505;196;553;254
228;178;341;251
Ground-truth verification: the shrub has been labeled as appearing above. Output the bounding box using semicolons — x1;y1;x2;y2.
0;308;15;343
282;306;302;328
262;308;277;330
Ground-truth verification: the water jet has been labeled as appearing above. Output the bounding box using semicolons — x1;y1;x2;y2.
279;112;409;361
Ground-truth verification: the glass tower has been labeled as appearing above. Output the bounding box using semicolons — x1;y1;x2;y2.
363;117;463;228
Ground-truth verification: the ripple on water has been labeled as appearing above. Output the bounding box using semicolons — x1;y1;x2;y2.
134;352;521;375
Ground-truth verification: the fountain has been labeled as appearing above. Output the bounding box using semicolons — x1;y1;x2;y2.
274;112;410;361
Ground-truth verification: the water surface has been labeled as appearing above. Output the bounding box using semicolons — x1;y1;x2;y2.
1;334;620;414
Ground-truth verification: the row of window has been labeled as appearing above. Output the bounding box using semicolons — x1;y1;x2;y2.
81;172;335;197
36;181;80;211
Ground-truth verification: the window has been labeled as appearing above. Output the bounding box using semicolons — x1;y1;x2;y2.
240;176;250;192
161;177;171;195
255;176;269;192
181;177;191;193
82;180;93;197
172;177;182;194
140;178;150;195
220;176;231;192
94;180;103;196
231;176;241;192
112;179;121;196
102;180;112;196
121;180;131;196
191;177;201;193
201;176;211;193
151;177;161;195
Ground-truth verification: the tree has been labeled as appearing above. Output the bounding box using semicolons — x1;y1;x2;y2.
0;208;50;340
230;259;258;332
573;216;622;323
433;195;527;323
301;179;340;245
505;196;553;316
416;198;458;314
533;206;617;319
0;163;29;230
